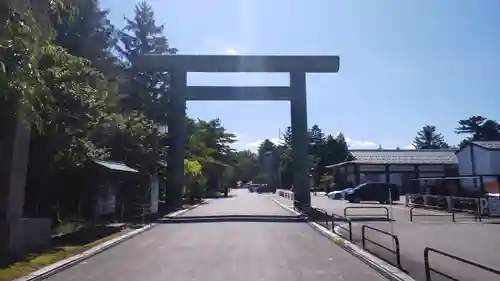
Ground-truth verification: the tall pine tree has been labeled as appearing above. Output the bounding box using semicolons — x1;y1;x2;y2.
413;125;449;149
117;1;178;123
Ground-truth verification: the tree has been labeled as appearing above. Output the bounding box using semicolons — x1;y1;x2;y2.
309;125;325;146
186;118;237;193
308;125;325;187
455;116;500;142
51;0;117;75
315;133;350;191
413;125;449;149
282;126;293;148
257;139;276;164
24;45;117;219
116;0;178;123
231;150;262;183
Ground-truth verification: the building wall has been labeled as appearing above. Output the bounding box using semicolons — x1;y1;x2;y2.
457;144;499;192
475;148;500;194
473;145;492;174
488;150;500;174
356;164;449;190
456;145;474;191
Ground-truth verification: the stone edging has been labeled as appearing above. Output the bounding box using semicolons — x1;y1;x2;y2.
13;201;206;281
269;197;415;281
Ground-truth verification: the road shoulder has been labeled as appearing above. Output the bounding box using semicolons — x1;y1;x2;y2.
12;201;206;281
268;195;415;281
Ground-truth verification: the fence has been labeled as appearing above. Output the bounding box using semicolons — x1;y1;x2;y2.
344;206;390;221
278;190;294;201
361;225;402;269
409;207;456;223
307;207;353;241
424;247;500;281
331;213;353;241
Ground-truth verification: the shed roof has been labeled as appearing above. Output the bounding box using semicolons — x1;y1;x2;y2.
471;141;500;150
326;149;458;168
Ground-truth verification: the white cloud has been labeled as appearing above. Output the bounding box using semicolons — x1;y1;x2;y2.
223;47;238;55
344;136;377;149
246;137;281;149
402;144;415;149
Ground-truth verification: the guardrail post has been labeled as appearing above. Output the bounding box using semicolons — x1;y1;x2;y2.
394;236;402;269
348;220;353;241
424;248;431;280
361;225;366;248
410;207;414;222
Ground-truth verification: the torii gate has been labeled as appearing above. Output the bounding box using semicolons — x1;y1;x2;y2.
136;54;340;209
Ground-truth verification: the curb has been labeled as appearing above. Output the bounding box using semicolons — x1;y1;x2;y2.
269;197;415;281
14;201;206;281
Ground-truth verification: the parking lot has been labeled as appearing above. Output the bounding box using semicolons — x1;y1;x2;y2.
276;190;500;281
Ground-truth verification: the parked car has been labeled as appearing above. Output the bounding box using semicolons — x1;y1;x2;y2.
246;184;261;192
327;188;353;200
345;182;400;204
256;184;276;194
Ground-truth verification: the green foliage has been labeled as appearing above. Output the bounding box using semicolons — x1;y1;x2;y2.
455;116;500;143
116;0;177;124
413;125;449;149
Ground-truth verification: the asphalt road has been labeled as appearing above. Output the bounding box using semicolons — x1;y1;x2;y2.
44;189;387;281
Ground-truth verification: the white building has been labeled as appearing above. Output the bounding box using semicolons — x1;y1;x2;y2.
455;141;500;194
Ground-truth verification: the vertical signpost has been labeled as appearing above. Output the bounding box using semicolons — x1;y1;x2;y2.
136;54;339;209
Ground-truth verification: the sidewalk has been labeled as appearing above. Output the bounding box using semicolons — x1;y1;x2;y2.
43;190;387;281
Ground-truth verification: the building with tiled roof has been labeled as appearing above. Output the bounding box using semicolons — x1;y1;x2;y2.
325;149;459;192
325;144;500;195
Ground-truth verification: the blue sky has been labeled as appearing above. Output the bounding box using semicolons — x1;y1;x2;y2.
102;0;500;151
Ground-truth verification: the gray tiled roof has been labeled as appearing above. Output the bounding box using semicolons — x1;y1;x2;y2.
472;141;500;150
349;149;458;165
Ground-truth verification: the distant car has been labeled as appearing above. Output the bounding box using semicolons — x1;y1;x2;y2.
345;182;400;204
327;188;353;200
246;184;261;192
256;184;276;194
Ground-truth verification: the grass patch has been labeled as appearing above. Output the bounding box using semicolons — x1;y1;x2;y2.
0;227;130;281
333;238;346;246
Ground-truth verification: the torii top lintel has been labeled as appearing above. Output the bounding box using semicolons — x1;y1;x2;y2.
136;54;339;73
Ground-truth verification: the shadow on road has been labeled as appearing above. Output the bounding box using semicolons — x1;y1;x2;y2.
157;215;304;224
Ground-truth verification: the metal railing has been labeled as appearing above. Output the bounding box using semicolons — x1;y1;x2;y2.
409;207;456;222
424;247;500;281
407;194;483;221
362;225;402;269
331;213;353;241
344;206;390;220
307;207;353;241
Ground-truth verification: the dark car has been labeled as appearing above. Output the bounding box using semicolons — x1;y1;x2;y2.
345;182;400;204
256;184;276;194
